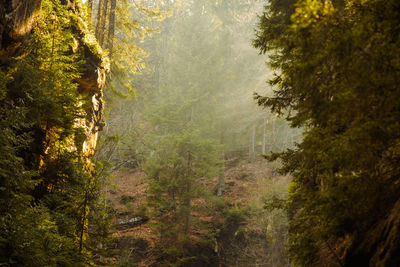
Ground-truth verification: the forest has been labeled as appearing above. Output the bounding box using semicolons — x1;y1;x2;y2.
0;0;400;266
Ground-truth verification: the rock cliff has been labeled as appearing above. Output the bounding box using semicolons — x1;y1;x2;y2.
0;0;108;165
0;0;42;62
344;198;400;266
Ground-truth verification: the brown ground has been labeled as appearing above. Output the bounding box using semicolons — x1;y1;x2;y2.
105;158;290;266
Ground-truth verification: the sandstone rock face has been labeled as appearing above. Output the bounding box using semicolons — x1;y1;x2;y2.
70;3;110;160
0;0;108;166
0;0;41;63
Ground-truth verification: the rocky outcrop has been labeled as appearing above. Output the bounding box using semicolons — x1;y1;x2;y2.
117;216;149;230
68;1;110;160
0;0;41;63
345;198;400;267
0;0;108;169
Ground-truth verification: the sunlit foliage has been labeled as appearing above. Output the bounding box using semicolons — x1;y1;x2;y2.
254;0;400;265
0;0;111;265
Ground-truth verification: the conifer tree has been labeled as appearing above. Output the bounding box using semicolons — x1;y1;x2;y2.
0;0;110;265
144;130;218;263
254;0;400;265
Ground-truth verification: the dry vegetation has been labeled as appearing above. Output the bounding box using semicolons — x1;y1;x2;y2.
105;157;290;266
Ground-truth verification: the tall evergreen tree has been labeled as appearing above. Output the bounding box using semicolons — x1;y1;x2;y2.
0;0;111;265
254;0;400;265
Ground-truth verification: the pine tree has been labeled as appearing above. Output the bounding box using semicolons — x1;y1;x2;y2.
254;0;400;265
143;130;219;263
0;0;110;265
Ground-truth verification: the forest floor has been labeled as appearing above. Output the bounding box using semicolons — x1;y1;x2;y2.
102;157;290;266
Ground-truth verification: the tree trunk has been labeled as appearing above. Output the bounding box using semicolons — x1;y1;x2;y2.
99;0;109;48
88;0;93;11
79;193;88;252
184;151;192;235
95;0;104;40
262;117;267;155
107;0;116;59
249;125;255;161
272;118;276;150
217;147;225;196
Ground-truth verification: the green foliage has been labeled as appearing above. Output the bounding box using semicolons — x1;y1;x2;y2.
221;206;249;236
96;0;296;265
99;0;293;168
105;0;169;98
0;0;111;265
144;130;219;264
0;70;8;101
254;0;400;265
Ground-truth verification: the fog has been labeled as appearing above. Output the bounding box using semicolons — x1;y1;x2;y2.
95;0;300;265
98;0;301;166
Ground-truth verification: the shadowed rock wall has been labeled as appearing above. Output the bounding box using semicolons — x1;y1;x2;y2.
0;0;41;62
0;0;108;169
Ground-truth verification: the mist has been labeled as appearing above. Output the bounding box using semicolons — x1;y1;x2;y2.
94;0;299;265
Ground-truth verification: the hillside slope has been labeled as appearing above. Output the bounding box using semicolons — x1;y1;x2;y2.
105;158;290;266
